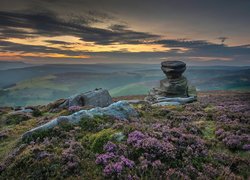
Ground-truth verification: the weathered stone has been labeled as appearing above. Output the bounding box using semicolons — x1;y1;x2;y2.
59;88;113;108
187;84;197;97
46;99;67;111
15;108;34;114
145;61;197;105
112;132;125;142
152;102;181;106
125;100;150;105
22;101;138;139
151;96;197;106
161;60;186;79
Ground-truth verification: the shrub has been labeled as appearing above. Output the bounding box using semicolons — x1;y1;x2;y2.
79;115;114;132
5;113;30;125
96;127;208;179
83;128;117;153
32;109;42;117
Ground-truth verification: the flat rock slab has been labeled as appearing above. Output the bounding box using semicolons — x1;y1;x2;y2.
151;96;197;106
152;102;181;106
22;101;138;140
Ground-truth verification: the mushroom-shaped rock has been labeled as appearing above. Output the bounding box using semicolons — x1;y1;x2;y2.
145;61;197;105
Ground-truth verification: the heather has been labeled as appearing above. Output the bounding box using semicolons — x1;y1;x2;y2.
0;91;249;179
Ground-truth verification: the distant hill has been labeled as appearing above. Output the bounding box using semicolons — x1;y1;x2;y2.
0;63;249;106
0;61;35;71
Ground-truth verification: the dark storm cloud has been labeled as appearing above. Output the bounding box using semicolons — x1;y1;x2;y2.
108;24;129;31
0;40;85;56
0;10;160;45
155;39;250;57
66;10;114;26
155;40;212;48
0;27;35;39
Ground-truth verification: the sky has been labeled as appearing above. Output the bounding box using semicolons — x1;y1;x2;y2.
0;0;250;65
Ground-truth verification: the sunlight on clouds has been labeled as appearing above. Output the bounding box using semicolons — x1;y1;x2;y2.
0;51;90;59
159;56;232;62
6;35;170;54
7;36;80;46
187;56;233;61
72;42;170;52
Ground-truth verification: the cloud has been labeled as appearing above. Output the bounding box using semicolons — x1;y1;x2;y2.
0;40;85;56
155;39;250;57
108;24;129;31
0;4;249;65
0;10;160;45
155;39;213;48
44;40;76;45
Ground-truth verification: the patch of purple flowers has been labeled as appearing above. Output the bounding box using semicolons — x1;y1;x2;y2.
96;140;136;177
96;126;208;178
68;106;82;112
216;129;250;150
103;141;117;152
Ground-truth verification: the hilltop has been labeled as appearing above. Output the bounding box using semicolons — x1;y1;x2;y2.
0;91;249;179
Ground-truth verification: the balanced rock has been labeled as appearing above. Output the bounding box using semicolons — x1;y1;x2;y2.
146;61;197;105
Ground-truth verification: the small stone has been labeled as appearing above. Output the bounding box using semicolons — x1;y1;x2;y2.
113;132;125;142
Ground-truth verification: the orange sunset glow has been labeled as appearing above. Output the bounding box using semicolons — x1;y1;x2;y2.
0;0;249;65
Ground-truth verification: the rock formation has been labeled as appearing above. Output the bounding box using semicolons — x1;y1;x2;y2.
22;101;138;139
58;88;113;108
146;61;197;105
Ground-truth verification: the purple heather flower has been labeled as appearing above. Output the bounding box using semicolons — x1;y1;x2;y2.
215;129;224;136
68;106;81;112
112;162;123;173
120;156;135;168
104;141;117;152
152;160;162;168
103;164;113;176
223;135;241;150
127;131;145;142
37;151;51;160
127;130;146;148
95;152;115;165
242;144;250;151
140;159;149;170
103;162;124;176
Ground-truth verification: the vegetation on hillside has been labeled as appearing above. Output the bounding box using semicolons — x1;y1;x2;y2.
0;91;249;179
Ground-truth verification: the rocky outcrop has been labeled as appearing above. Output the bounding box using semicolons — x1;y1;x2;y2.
22;101;138;140
60;88;113;108
146;61;197;105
